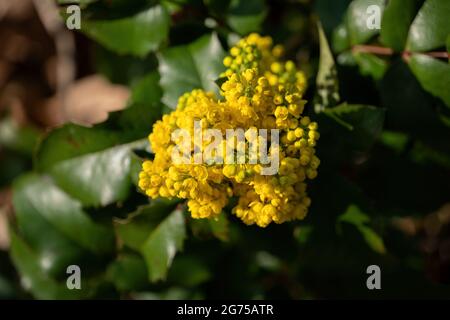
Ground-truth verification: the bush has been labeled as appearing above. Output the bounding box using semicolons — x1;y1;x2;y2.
0;0;449;299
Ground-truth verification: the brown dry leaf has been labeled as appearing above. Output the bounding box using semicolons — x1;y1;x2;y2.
62;75;130;127
0;189;12;250
392;217;419;236
0;0;34;21
0;208;9;250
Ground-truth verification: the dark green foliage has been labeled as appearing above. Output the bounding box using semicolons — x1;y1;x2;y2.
2;0;450;299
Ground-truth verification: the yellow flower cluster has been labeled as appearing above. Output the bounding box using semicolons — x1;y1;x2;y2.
138;33;320;227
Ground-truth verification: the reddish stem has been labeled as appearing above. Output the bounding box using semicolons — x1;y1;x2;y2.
352;45;450;60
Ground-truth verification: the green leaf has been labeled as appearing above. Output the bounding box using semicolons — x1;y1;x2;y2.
354;52;388;80
323;103;385;152
406;0;450;52
315;0;353;35
409;54;450;108
10;231;86;299
209;214;230;242
107;254;148;292
380;60;449;142
447;34;450;53
332;23;350;53
226;0;267;35
189;214;230;242
315;22;340;112
81;5;169;57
358;226;386;254
338;205;385;254
140;208;186;282
158;33;226;108
380;0;421;51
12;190;86;279
117;72;163;138
36;124;148;206
36;124;122;171
380;130;409;154
346;0;385;45
129;152;143;187
293;225;313;245
115;200;178;251
13;174;115;255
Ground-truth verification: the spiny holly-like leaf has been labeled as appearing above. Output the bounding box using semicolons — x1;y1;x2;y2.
406;0;450;52
158;33;226;108
140;208;186;282
380;0;422;52
81;5;169;57
10;231;87;299
36;124;148;207
13;173;115;255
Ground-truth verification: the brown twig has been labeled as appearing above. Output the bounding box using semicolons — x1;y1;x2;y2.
352;44;394;56
352;44;450;60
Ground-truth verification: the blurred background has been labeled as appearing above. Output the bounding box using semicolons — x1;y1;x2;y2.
0;0;449;299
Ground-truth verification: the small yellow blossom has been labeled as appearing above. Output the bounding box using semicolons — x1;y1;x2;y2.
139;33;320;227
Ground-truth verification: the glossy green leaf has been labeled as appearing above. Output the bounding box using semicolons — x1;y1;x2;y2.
10;232;86;299
12;181;86;278
447;34;450;53
406;0;450;52
36;124;148;206
380;0;421;51
141;209;186;282
36;125;122;171
354;52;388;80
13;174;115;255
226;0;267;35
49;139;147;207
409;54;450;107
315;22;340;112
347;0;385;45
81;5;169;57
332;23;350;53
158;33;226;108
